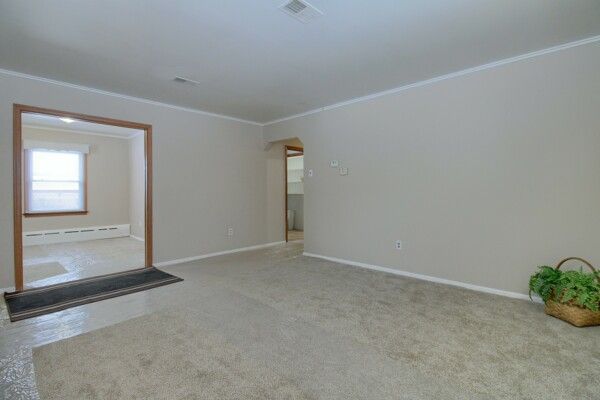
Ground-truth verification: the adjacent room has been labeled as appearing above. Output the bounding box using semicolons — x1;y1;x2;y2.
286;145;304;242
0;1;599;399
21;112;146;287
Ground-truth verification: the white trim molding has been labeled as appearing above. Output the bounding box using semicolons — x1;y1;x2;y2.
155;241;285;268
0;68;263;126
130;235;145;242
2;35;598;127
0;286;16;293
303;252;543;304
264;35;600;126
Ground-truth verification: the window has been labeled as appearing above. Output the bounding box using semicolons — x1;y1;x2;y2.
25;149;87;215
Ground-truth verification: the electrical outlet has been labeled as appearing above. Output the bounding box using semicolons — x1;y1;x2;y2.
227;227;234;237
395;240;402;250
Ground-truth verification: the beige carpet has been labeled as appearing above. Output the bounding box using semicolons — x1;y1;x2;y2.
33;309;470;400
34;312;312;399
31;249;600;399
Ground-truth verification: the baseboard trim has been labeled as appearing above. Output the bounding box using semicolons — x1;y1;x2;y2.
303;252;543;303
155;241;286;268
1;286;16;294
130;235;145;242
24;224;130;246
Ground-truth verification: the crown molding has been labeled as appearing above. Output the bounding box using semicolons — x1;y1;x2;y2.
2;34;599;128
0;68;263;126
264;34;600;126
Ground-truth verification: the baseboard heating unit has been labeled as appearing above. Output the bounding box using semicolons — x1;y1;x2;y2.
23;224;130;246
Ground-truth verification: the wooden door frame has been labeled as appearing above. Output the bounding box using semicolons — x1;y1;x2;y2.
13;104;153;292
284;145;303;242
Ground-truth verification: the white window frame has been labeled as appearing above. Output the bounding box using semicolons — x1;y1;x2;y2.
24;148;88;216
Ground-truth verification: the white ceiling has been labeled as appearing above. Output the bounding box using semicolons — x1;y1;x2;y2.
1;1;599;124
23;113;143;139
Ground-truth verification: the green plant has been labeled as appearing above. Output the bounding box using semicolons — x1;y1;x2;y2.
529;266;600;311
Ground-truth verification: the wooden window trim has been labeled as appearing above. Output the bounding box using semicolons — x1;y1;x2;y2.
23;149;88;217
13;104;153;292
23;211;89;217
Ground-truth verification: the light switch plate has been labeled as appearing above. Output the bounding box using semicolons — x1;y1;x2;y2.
330;160;339;168
339;167;348;176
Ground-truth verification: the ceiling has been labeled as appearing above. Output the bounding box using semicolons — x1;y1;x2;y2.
23;113;143;138
1;1;599;124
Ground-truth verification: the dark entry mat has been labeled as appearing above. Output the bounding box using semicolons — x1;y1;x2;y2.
4;267;183;322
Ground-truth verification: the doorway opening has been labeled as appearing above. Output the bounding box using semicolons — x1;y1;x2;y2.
285;145;304;242
13;104;152;292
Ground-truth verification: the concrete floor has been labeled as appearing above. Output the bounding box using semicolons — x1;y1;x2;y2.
1;241;599;399
23;237;145;288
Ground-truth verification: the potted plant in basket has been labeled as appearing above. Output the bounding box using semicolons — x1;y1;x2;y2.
529;257;600;327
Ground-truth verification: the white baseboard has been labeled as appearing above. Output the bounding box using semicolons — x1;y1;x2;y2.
130;235;145;242
1;286;16;294
303;252;543;303
155;241;286;268
24;224;130;246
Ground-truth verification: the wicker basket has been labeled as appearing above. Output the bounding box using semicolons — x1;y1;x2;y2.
543;257;600;327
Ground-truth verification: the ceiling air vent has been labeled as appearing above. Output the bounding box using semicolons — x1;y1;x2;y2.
173;76;202;86
279;0;323;23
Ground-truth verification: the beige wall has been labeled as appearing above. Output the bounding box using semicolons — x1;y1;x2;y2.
3;40;598;295
264;41;600;295
0;73;269;288
128;134;145;239
22;126;130;232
